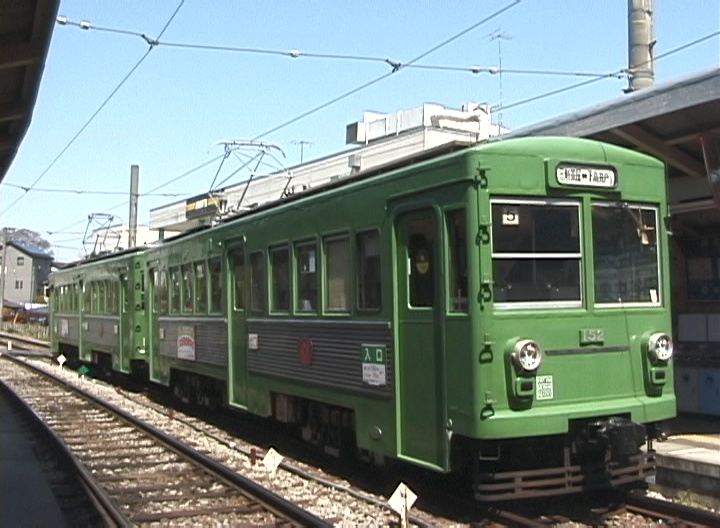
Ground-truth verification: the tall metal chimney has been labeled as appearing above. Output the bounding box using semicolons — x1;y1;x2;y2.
627;0;655;92
128;164;139;248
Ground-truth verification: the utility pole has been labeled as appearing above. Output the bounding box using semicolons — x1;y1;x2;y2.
128;165;139;248
627;0;655;92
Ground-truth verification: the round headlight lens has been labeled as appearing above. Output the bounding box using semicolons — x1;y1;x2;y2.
648;332;673;362
512;339;543;371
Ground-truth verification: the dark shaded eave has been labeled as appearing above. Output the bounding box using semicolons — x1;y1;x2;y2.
0;0;60;182
508;67;720;182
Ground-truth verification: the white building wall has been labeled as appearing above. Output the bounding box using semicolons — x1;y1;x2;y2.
150;102;508;233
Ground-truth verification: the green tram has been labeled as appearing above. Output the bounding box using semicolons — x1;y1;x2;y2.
50;248;147;377
50;136;676;499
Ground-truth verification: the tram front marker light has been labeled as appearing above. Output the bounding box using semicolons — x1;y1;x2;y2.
647;332;673;363
512;339;543;372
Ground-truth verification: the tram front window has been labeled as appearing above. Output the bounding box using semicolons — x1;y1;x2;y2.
492;200;582;306
592;203;660;305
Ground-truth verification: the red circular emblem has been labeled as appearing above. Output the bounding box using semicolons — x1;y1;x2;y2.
298;338;313;366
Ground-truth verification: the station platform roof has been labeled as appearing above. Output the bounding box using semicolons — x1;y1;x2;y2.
0;0;60;182
511;68;720;184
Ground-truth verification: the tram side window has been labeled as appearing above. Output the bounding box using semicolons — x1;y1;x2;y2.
122;274;129;314
325;236;351;312
195;261;208;313
296;242;318;313
250;252;266;313
83;283;90;312
208;257;223;314
271;246;290;312
447;209;468;312
108;280;118;313
91;282;100;313
232;251;245;311
170;267;181;314
181;264;194;313
492;201;581;305
158;269;169;315
150;269;159;314
357;231;381;310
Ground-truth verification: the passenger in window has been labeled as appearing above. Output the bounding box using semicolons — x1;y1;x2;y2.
410;234;434;307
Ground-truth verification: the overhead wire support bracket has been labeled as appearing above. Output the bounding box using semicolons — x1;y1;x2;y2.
385;59;402;73
141;34;160;48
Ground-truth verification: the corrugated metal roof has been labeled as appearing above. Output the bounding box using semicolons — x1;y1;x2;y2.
509;68;720;182
0;0;60;182
6;239;52;259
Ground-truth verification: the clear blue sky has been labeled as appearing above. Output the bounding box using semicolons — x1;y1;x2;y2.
2;0;718;261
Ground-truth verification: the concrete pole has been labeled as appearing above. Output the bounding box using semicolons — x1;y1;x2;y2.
128;165;139;248
627;0;655;92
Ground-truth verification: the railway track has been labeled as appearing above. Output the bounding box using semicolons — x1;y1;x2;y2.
0;354;330;527
469;491;720;527
3;332;718;526
0;331;50;352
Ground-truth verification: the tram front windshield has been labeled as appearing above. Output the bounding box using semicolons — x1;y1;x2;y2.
491;200;661;308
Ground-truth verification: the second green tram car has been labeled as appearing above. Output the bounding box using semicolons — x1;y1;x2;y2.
50;248;147;377
51;136;676;499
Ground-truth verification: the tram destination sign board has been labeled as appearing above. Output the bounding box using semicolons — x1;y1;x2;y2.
556;164;616;188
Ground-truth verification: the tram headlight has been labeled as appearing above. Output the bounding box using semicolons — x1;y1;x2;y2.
647;333;673;362
511;339;543;372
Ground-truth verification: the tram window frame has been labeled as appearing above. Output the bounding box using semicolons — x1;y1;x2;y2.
250;251;266;313
208;257;223;314
592;201;661;307
195;261;208;314
295;240;318;314
491;198;583;309
356;230;382;311
446;208;469;313
325;234;351;313
270;245;291;313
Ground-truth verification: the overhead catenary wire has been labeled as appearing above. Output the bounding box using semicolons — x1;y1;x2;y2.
42;26;720;246
253;0;523;140
57;5;625;81
0;1;187;220
11;3;719;256
2;183;186;197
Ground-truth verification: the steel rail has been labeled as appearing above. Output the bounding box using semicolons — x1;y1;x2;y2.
0;377;130;527
0;331;50;350
2;354;331;527
625;490;720;527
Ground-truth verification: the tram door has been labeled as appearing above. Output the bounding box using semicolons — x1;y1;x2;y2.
395;209;447;469
227;246;248;408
